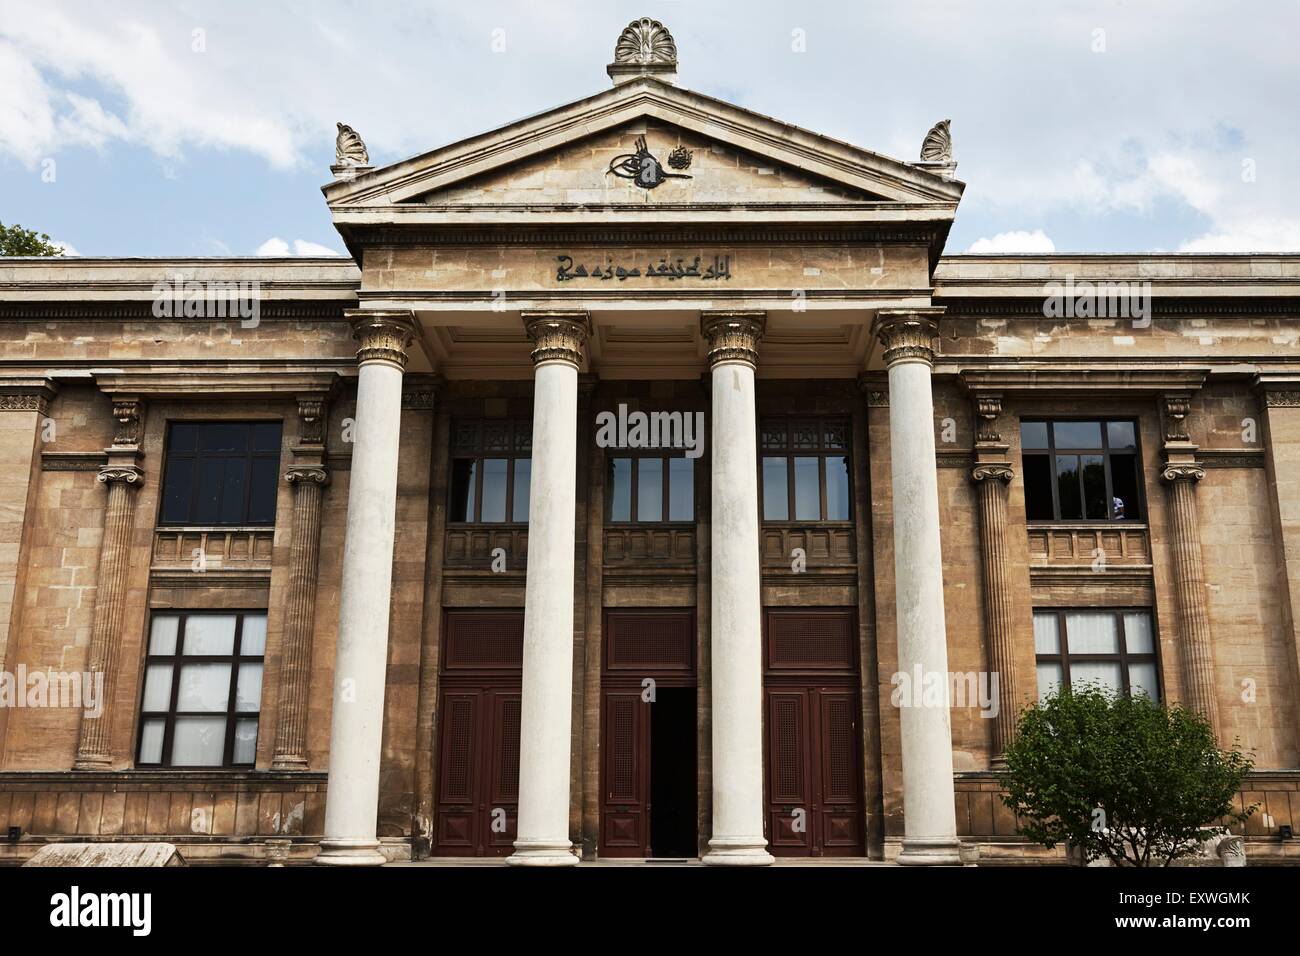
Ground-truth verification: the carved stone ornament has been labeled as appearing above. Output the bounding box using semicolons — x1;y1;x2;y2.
971;463;1014;484
1262;389;1300;407
700;311;765;368
296;397;327;446
0;391;52;413
285;464;330;486
974;393;1003;444
522;312;592;368
1162;393;1192;443
920;119;952;163
1161;462;1205;483
335;123;369;166
872;309;942;367
111;398;144;447
348;311;416;369
613;17;677;64
97;464;144;485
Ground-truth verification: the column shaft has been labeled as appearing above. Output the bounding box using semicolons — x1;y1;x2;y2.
1164;467;1219;727
974;470;1019;758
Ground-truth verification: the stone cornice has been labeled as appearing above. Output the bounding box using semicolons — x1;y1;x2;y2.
93;369;345;398
0;302;354;321
0;378;58;413
958;366;1209;395
872;308;943;368
522;311;592;368
701;311;765;368
346;309;418;369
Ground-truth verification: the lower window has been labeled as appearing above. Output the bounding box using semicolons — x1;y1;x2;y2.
1033;608;1159;702
136;610;266;768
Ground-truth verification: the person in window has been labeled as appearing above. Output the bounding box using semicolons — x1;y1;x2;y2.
1112;495;1126;520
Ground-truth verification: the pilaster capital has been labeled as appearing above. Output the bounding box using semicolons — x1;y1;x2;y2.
522;311;592;368
110;397;145;448
346;310;417;370
700;311;765;368
97;464;144;486
872;308;943;368
1161;393;1194;444
1161;462;1205;483
972;392;1004;444
285;464;330;486
295;394;330;446
971;462;1014;484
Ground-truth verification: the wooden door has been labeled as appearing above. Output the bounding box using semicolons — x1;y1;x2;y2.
600;690;650;856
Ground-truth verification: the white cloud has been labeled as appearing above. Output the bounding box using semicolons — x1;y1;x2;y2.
1178;218;1300;253
967;230;1056;254
51;239;79;256
256;236;342;257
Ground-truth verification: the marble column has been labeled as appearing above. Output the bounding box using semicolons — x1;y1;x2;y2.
872;308;961;865
75;397;146;770
508;311;590;867
318;310;416;866
272;394;332;771
969;393;1020;764
700;311;773;866
1160;393;1219;731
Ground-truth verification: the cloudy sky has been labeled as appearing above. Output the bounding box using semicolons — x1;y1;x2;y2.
1;0;1297;257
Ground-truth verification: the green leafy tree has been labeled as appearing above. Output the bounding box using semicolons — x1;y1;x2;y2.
1000;683;1255;866
0;222;65;257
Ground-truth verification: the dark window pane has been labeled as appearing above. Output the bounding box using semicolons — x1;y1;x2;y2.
608;458;632;522
194;459;223;524
512;459;531;522
824;421;849;450
1109;453;1140;520
449;459;477;522
1107;421;1136;450
219;457;247;523
161;457;194;523
200;422;248;453
793;456;821;520
1055;455;1082;519
252;422;282;452
668;458;693;521
1020;421;1049;450
1082;454;1107;519
248;457;278;523
638;458;663;522
1053;421;1103;449
760;421;787;450
480;459;508;522
169;422;198;452
762;457;789;520
1023;454;1054;521
825;455;850;520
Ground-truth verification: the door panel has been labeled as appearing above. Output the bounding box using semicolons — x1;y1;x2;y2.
433;684;521;856
766;690;813;852
600;691;648;856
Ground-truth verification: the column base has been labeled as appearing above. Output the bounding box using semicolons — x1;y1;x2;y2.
72;753;113;771
897;837;965;866
507;840;579;867
270;755;310;772
315;838;387;867
702;837;775;866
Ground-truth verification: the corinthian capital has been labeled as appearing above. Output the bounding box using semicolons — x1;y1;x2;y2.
700;311;765;368
872;308;943;368
522;311;591;368
347;310;417;369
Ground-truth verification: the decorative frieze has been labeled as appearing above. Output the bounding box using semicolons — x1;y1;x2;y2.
872;308;943;368
700;311;765;368
522;311;592;368
348;309;417;369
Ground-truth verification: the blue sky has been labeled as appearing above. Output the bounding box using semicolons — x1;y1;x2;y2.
2;0;1297;257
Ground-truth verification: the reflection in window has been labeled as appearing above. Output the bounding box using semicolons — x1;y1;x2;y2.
1033;608;1159;702
161;421;282;526
760;416;852;522
607;454;693;523
1022;419;1142;522
448;420;531;524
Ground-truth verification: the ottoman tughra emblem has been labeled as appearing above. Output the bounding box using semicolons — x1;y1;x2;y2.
608;135;692;189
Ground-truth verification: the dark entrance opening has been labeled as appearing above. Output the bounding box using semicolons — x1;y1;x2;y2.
649;686;697;858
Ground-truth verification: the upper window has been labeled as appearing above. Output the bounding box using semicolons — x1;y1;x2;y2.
1021;419;1142;522
760;417;851;522
1033;608;1159;703
136;611;266;768
160;422;283;526
607;454;694;523
449;420;531;523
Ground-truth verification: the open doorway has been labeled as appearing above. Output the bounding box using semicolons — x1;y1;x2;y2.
649;686;697;858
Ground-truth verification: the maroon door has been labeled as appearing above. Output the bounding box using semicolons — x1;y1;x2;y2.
600;690;650;855
433;611;523;857
763;609;865;857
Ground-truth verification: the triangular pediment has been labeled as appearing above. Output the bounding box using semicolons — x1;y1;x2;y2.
324;77;963;210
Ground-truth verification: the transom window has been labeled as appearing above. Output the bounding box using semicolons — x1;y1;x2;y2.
160;422;283;526
136;611;266;768
449;419;531;523
1033;608;1159;702
1021;419;1142;522
607;454;694;522
760;417;851;522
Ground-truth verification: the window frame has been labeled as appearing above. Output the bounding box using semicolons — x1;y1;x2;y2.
604;450;696;524
447;418;533;525
757;415;854;524
1020;417;1146;523
157;420;284;527
135;609;267;769
1032;606;1163;701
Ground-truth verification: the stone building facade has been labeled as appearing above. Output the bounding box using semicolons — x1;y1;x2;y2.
0;19;1298;865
